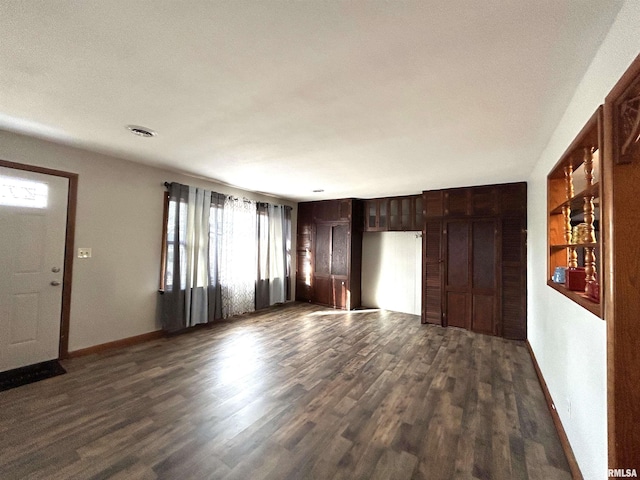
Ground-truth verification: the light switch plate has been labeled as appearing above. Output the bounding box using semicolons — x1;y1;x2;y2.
78;248;92;259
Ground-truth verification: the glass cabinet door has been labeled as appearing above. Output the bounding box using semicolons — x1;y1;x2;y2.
401;197;411;230
367;201;377;230
414;196;423;229
379;200;387;229
389;199;399;229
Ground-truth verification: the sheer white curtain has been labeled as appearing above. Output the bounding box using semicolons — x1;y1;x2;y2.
221;196;257;318
256;203;292;309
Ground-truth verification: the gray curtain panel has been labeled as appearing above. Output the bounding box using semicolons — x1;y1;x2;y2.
256;202;270;310
161;182;224;332
208;192;225;322
283;205;292;300
161;182;188;332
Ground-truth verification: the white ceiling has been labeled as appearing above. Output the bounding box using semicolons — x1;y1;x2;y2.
0;1;624;201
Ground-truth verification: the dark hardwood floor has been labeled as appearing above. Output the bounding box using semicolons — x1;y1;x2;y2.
0;303;571;479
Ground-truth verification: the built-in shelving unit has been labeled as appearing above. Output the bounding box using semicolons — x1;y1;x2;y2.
547;107;603;318
364;195;422;232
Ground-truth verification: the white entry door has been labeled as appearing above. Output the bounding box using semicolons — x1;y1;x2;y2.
0;167;69;372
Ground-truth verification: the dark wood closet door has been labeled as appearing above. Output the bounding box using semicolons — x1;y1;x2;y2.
471;220;498;335
314;223;332;306
312;222;352;308
331;224;350;308
331;224;349;276
445;221;471;329
444;219;498;334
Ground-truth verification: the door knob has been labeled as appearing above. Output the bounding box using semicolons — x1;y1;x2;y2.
50;280;61;286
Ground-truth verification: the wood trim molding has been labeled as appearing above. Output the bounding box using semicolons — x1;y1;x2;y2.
67;330;165;358
526;341;583;480
604;52;640;470
0;159;78;359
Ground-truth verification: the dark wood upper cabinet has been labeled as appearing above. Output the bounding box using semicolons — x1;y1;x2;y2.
389;198;400;230
366;195;422;232
444;189;470;216
424;190;444;218
414;195;423;228
471;187;498;216
365;198;388;231
312;198;353;222
498;183;527;216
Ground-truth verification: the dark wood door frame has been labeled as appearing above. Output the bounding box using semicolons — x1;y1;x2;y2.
0;159;77;359
603;53;640;470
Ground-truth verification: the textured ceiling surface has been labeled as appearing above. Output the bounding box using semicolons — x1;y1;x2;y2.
0;1;624;201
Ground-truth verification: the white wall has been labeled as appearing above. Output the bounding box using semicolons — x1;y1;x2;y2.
0;130;296;352
361;231;422;316
527;2;640;478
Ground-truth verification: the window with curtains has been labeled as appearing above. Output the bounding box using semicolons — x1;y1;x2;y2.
160;182;291;332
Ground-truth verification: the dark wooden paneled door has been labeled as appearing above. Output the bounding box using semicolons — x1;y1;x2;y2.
331;223;349;309
445;221;471;329
313;222;350;308
471;220;499;336
444;219;499;335
314;223;332;306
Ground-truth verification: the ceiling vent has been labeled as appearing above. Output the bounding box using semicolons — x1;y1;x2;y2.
126;125;157;137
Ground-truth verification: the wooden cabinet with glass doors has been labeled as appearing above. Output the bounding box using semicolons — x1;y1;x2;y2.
365;195;423;232
365;198;388;231
547;107;603;317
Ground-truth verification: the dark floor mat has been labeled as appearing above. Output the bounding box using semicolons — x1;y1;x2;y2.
0;360;66;392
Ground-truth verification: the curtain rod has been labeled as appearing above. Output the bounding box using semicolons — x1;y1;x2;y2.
165;182;290;209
